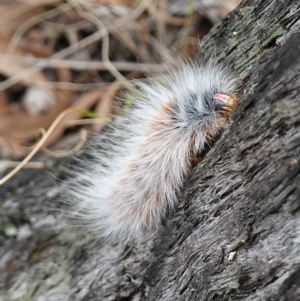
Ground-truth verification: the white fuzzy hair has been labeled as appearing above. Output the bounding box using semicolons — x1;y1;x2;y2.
64;62;237;242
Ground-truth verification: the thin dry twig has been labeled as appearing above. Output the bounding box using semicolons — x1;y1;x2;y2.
0;161;45;169
43;19;90;31
44;81;109;90
0;55;167;73
148;1;166;44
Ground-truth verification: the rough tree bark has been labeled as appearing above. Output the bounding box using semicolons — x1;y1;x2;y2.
1;0;300;300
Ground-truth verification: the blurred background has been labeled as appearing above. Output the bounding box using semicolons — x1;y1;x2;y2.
0;0;240;177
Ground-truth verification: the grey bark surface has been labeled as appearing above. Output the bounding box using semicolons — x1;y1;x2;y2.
1;0;300;300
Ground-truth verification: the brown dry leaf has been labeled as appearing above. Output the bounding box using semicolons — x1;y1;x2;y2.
0;3;44;37
0;91;10;112
57;67;72;83
19;42;54;58
56;66;73;100
92;82;121;132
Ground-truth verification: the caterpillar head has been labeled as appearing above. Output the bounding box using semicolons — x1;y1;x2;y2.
172;64;238;128
213;93;238;116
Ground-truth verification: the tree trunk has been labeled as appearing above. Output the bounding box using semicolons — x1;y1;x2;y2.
1;0;300;300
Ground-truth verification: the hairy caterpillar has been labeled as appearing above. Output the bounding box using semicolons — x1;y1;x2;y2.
65;62;238;242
